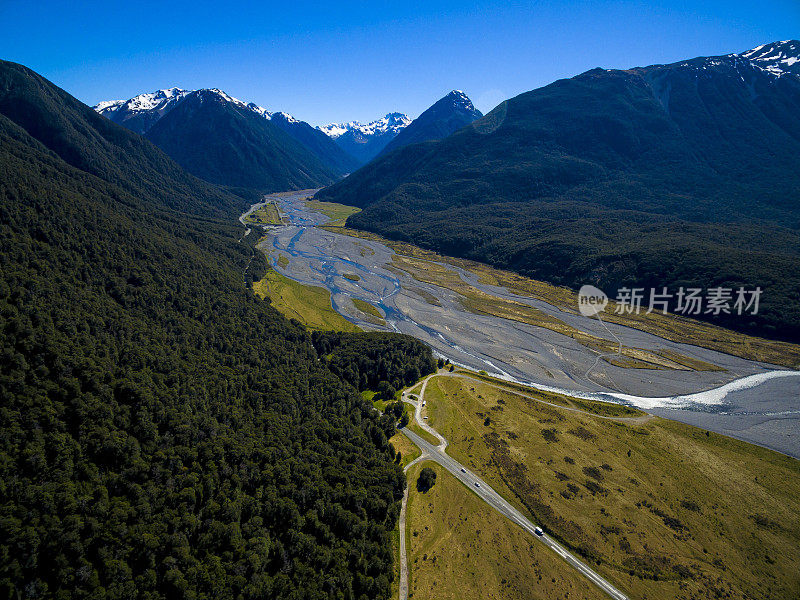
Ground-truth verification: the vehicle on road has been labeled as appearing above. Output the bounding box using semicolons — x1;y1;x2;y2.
475;482;481;487
460;468;466;473
534;527;543;536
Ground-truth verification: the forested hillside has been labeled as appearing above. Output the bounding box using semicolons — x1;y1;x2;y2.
0;60;432;599
318;45;800;341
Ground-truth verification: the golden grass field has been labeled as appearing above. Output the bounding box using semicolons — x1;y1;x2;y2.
331;227;800;368
420;373;800;600
391;431;422;469
305;199;361;226
244;202;282;225
404;461;607;600
252;268;360;332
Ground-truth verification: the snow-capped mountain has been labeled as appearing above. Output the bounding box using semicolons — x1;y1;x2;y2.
740;40;800;77
95;88;193;134
142;89;339;190
378;91;482;158
94;88;356;175
318;113;411;164
444;89;476;109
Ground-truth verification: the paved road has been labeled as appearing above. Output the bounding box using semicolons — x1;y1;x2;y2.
398;453;427;600
399;373;629;600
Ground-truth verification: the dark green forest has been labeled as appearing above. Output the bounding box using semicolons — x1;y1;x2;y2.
0;60;432;599
312;332;435;393
319;52;800;342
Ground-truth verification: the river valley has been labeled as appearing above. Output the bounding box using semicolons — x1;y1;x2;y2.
247;190;800;457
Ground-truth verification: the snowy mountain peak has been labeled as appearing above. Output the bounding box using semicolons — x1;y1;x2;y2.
94;87;191;116
196;88;251;109
245;102;272;119
318;113;411;139
444;89;476;110
739;40;800;77
94;99;125;113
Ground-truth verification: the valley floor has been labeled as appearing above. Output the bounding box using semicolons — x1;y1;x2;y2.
245;191;800;457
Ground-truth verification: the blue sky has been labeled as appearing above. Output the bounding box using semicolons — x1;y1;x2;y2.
1;1;797;126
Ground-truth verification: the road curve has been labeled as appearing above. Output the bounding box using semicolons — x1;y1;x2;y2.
399;374;629;600
403;377;447;451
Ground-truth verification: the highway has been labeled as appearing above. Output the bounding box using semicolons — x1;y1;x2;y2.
399;375;629;600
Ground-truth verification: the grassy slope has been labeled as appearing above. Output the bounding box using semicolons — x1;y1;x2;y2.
405;462;606;600
404;414;440;447
252;268;360;332
423;375;800;600
390;432;422;469
388;432;421;599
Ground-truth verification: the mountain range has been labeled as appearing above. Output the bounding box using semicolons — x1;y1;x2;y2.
96;86;485;184
317;40;800;341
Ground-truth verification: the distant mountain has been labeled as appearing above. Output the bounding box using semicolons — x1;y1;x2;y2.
378;90;482;158
95;89;356;175
317;41;800;341
144;89;337;190
318;112;411;164
267;111;360;175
